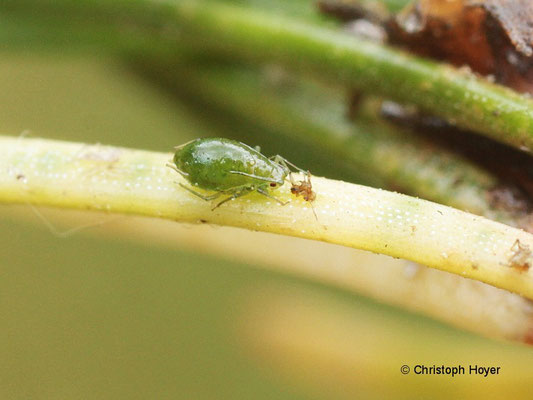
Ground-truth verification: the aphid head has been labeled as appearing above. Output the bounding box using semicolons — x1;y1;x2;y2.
269;164;289;187
172;149;182;168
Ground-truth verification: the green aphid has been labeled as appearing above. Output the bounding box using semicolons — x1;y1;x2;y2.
168;137;306;209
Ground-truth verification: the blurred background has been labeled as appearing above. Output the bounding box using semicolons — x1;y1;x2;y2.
2;20;533;400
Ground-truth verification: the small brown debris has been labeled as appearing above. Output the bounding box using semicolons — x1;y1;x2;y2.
290;171;316;202
508;239;532;272
290;171;318;221
16;174;25;180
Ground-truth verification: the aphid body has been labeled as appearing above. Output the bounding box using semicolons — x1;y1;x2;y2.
170;138;290;208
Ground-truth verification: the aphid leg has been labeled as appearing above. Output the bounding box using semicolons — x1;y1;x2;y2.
257;188;288;206
166;162;189;178
212;188;253;210
303;170;314;190
287;171;298;185
179;183;221;201
228;170;281;183
270;155;307;174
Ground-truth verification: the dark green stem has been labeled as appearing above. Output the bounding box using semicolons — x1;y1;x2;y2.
160;0;533;154
6;0;533;152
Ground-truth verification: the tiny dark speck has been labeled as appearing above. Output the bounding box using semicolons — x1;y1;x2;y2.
199;219;208;224
16;174;25;180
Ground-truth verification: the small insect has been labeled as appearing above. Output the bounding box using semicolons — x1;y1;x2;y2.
168;138;307;210
290;170;318;220
290;170;316;202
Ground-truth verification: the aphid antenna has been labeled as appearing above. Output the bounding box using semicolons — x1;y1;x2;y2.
173;139;198;151
271;155;308;175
